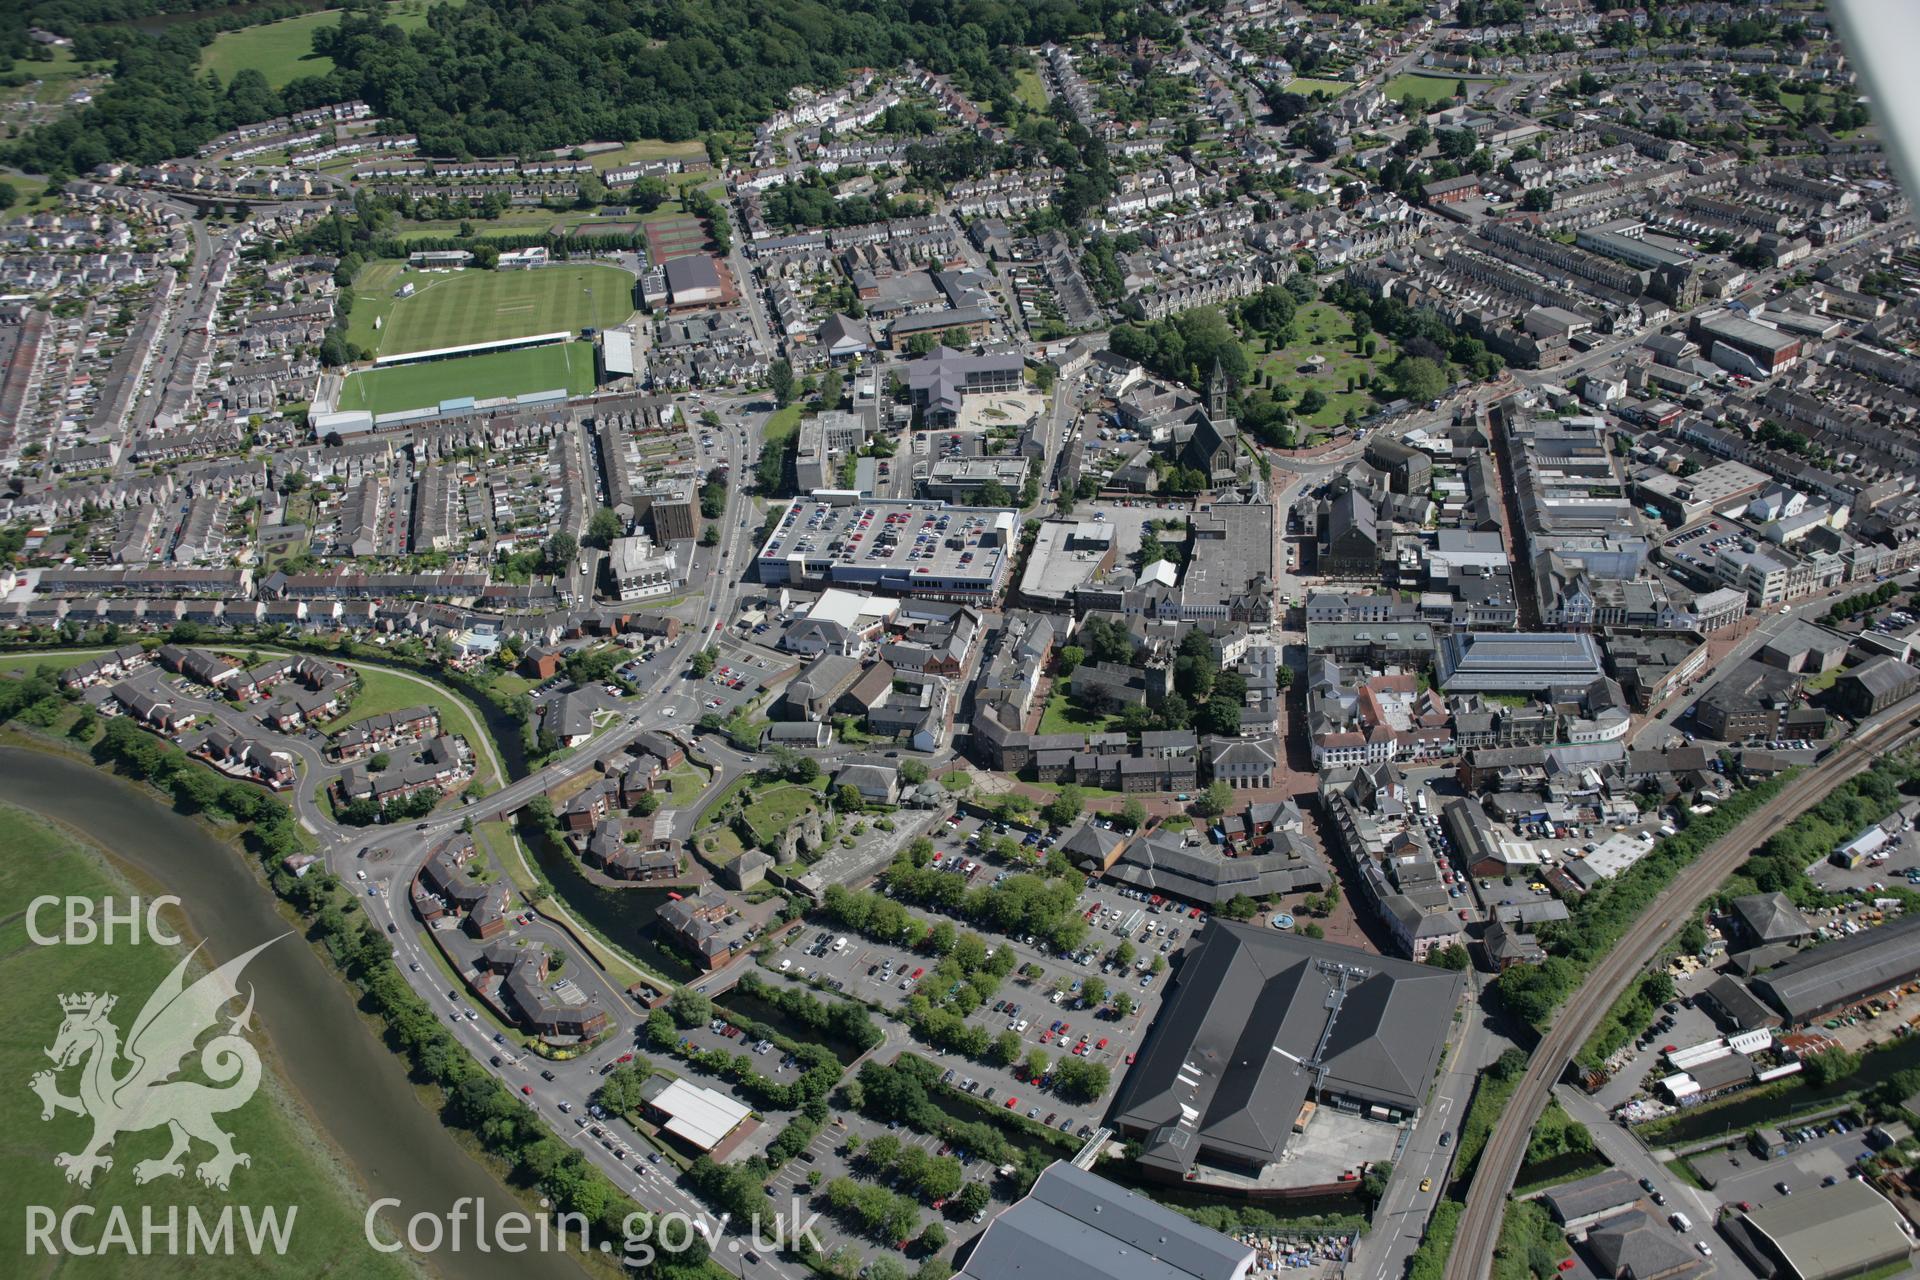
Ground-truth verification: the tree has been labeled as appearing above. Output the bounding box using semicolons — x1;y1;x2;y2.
1194;782;1233;820
539;531;577;573
1296;388;1328;417
1802;1046;1861;1088
1056;645;1086;677
1520;187;1553;212
1112;992;1134;1018
900;759;929;786
1427;943;1470;971
1218;894;1258;921
690;648;718;677
368;751;392;772
1119;797;1147;831
836;783;863;812
629;176;670;212
1361;1160;1393;1207
700;525;720;546
992;1031;1021;1066
584;507;623;549
955;1182;991;1217
1043;786;1084;830
667;987;712;1028
769;360;796;408
917;1223;947;1253
1389;355;1448;404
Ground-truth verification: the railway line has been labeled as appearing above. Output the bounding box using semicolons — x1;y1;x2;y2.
1443;696;1920;1280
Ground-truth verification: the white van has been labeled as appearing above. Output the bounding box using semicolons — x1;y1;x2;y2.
1669;1212;1692;1233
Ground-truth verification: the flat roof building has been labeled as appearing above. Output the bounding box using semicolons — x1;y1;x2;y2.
1690;310;1803;372
756;493;1017;600
642;1077;752;1153
606;534;678;601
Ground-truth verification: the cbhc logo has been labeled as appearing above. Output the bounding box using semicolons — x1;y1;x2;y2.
27;897;183;947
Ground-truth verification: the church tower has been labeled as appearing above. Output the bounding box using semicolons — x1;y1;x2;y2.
1207;356;1236;430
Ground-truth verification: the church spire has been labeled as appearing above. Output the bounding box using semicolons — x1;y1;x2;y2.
1208;356;1232;421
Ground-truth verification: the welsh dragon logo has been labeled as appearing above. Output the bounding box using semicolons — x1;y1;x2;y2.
30;936;283;1191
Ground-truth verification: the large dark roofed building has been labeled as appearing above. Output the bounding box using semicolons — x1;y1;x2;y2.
957;1161;1253;1280
1749;915;1920;1024
905;345;1024;424
1109;922;1463;1178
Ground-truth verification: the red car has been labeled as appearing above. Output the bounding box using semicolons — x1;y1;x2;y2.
1126;1052;1136;1065
1096;1038;1108;1050
1004;1097;1018;1109
1556;1260;1576;1273
521;1084;533;1096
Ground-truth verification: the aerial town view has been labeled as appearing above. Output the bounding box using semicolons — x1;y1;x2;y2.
6;1;1920;1279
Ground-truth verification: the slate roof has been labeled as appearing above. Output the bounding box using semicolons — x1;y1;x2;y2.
957;1162;1252;1280
1108;922;1462;1176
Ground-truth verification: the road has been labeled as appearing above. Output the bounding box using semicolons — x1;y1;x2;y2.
1443;691;1920;1280
1549;1085;1761;1279
1352;973;1503;1280
311;396;806;1278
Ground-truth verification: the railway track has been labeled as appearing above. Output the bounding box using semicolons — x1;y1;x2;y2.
1444;697;1920;1280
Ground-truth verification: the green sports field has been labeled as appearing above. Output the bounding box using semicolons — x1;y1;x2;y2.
346;261;637;357
335;342;597;416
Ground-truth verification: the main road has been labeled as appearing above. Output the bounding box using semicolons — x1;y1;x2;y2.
318;395;805;1278
1443;691;1920;1280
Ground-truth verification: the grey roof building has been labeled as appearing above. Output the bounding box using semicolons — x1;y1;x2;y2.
1543;1168;1643;1231
1108;922;1463;1177
1436;631;1606;693
1727;1180;1911;1280
1750;915;1920;1024
1104;828;1328;905
957;1161;1253;1280
1584;1208;1702;1280
1728;892;1815;948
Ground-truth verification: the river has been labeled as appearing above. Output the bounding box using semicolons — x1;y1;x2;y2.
0;748;590;1280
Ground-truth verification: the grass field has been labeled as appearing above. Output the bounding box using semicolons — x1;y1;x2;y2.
1013;67;1049;111
1283;76;1354;97
346;261;635;357
199;2;442;90
0;805;420;1279
1037;684;1122;736
585;138;710;173
327;666;499;788
1244;299;1394;428
1383;73;1502;107
335;342;596;416
655;762;711;808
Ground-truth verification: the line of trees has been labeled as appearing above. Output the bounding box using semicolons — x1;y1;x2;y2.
62;708;703;1269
